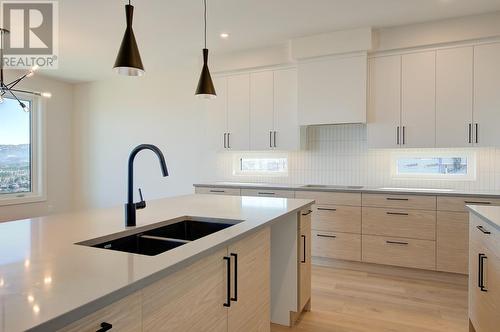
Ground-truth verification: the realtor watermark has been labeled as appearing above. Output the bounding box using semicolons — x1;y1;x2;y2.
1;0;58;69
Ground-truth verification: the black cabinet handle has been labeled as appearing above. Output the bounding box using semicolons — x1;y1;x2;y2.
258;192;276;195
223;133;227;148
386;197;409;201
386;240;408;245
396;126;400;145
223;256;231;307
475;123;479;144
468;123;472;144
465;201;491;205
301;209;313;216
317;234;336;239
386;212;409;216
274;131;277;148
317;207;336;212
210;190;226;193
301;235;306;263
478;253;488;292
269;131;273;148
96;322;113;332
230;253;238;302
476;225;491;235
402;126;406;145
227;133;231;149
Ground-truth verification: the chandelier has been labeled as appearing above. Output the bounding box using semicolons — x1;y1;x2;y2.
0;28;51;112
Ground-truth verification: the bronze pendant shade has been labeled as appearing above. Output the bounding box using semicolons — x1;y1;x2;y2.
114;3;144;76
195;0;216;99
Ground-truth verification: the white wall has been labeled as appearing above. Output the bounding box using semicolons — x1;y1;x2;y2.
73;63;206;210
0;72;74;222
210;124;500;192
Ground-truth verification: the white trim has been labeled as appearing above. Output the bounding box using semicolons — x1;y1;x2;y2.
390;151;476;181
0;93;46;206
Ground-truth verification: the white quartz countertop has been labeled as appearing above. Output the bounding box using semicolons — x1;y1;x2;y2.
0;194;313;332
194;182;500;198
468;205;500;230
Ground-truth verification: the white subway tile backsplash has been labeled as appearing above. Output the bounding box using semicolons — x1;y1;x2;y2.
212;124;500;191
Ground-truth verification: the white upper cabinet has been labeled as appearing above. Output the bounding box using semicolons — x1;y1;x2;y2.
298;54;367;125
250;71;274;150
401;51;436;148
474;43;500;147
206;76;227;151
436;47;474;148
367;55;401;149
227;74;250;150
274;68;299;150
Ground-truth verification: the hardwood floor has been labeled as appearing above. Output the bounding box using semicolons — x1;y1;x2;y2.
272;261;468;332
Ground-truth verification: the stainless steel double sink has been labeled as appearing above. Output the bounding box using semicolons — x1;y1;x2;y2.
77;218;241;256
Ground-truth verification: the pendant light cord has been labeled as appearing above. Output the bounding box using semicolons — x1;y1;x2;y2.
204;0;207;49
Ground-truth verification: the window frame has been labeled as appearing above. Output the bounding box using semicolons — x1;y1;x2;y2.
232;152;289;177
0;93;46;206
390;151;476;181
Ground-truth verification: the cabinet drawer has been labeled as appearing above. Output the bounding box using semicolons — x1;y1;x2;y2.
241;188;295;198
195;187;241;196
362;207;436;240
312;230;361;261
438;196;500;212
58;292;142;332
312;205;361;233
295;191;361;206
362;193;436;210
436;212;469;274
362;235;436;270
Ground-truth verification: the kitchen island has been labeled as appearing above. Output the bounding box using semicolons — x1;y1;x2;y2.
0;194;313;331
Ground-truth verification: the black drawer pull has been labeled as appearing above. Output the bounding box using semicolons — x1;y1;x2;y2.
96;322;113;332
210;190;226;193
301;210;313;216
301;235;306;263
317;234;336;239
386;212;409;216
230;253;238;302
386;198;409;201
476;225;491;234
317;207;337;212
223;256;231;307
258;192;275;195
478;253;488;292
465;201;491;205
386;240;408;245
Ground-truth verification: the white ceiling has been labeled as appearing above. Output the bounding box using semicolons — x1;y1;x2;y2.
46;0;500;82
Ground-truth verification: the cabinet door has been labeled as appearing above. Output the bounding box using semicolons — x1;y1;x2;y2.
367;55;401;148
401;51;436;148
299;211;312;312
437;211;469;274
274;68;299;150
298;54;367;125
227;74;250;150
142;248;228;331
206;76;228;151
250;71;274;150
436;47;473;148
228;227;270;332
474;43;500;147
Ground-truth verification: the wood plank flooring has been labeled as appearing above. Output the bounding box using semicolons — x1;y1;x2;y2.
272;261;468;332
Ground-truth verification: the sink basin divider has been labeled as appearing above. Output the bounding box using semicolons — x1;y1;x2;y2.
138;234;192;244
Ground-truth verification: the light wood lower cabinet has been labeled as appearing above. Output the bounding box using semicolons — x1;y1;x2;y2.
362;193;436;210
298;210;312;312
362;235;436;270
195;187;241;196
58;292;142;332
312;230;361;261
240;188;295;198
437;211;469;274
227;228;271;332
312;205;361;233
468;213;500;332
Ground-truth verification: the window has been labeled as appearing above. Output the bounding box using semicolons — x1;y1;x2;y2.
233;153;288;176
0;95;44;205
391;152;476;180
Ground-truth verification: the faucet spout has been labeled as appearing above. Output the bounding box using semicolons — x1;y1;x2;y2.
125;144;169;227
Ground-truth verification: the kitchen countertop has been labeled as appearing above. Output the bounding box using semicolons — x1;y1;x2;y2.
468;205;500;230
194;182;500;198
0;194;313;332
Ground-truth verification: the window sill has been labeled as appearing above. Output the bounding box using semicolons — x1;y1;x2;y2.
0;193;46;207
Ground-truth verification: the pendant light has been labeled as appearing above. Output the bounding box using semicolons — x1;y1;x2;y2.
113;0;144;76
195;0;216;99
